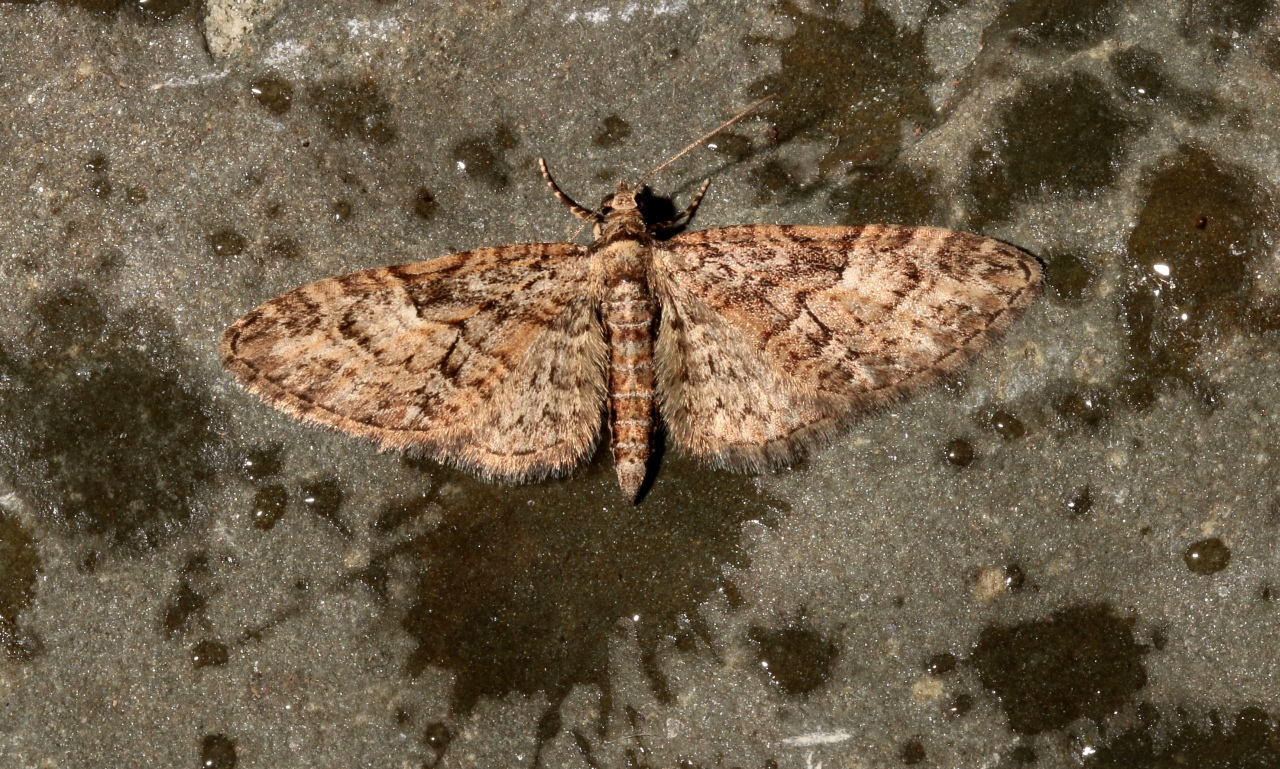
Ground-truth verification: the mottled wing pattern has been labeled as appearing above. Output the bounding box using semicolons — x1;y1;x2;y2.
220;244;608;482
651;225;1041;470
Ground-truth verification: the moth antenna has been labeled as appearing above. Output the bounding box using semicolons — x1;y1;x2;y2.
633;95;773;189
539;158;598;221
650;178;711;232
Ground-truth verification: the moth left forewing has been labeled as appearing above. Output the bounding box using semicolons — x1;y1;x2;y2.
650;224;1041;469
220;243;609;483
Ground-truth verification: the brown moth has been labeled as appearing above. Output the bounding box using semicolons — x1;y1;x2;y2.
220;107;1041;501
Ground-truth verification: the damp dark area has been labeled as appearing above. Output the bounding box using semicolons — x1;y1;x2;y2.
1107;46;1223;121
593;115;632;148
1120;146;1278;410
85;152;112;199
1043;252;1098;305
988;0;1121;52
1184;537;1231;574
299;476;349;537
209;227;248;259
0;510;41;658
0;285;215;550
1052;387;1112;431
1180;0;1275;57
924;652;956;676
162;552;215;637
263;237;299;262
709;131;753;162
986;408;1026;440
829;164;944;228
1066;486;1093;516
200;733;237;769
900;738;927;764
966;72;1141;231
0;0;202;21
747;621;841;696
452;125;519;189
373;456;785;756
1089;704;1280;767
968;604;1148;734
746;0;934;178
308;77;397;145
943;437;976;468
250;484;289;531
191;638;229;668
412;186;438;222
249;72;293;115
239;444;283;483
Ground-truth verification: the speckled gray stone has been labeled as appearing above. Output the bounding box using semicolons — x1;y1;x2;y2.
1;0;1279;767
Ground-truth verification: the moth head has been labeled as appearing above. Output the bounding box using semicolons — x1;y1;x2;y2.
601;182;640;214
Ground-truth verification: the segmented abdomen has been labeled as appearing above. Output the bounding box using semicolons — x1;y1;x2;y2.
603;279;656;501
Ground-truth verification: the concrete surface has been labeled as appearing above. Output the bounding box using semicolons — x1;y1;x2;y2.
1;0;1279;767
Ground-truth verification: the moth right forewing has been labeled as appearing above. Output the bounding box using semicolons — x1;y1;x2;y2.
221;242;608;482
650;225;1041;468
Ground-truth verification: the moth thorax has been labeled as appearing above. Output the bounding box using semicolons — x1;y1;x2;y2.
598;208;648;244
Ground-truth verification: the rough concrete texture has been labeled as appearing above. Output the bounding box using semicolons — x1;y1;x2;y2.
2;0;1280;767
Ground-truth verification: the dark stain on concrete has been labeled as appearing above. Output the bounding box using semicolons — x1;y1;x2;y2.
829;164;943;228
1043;252;1098;305
1181;0;1275;61
0;509;41;659
966;72;1140;230
375;457;785;763
747;620;841;696
16;0;201;20
968;604;1147;734
0;285;215;549
995;0;1121;51
1120;146;1278;410
746;0;934;176
452;125;519;189
593;115;632;149
299;476;349;538
199;733;237;769
162;552;214;637
191;638;229;668
249;72;294;115
943;437;976;468
1184;537;1231;574
1089;704;1280;767
308;77;397;145
239;443;282;483
412;186;439;222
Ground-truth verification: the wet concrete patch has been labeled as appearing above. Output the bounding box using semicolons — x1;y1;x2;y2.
747;620;841;696
966;72;1140;230
990;0;1123;51
452;125;519;189
376;457;785;759
1120;145;1278;409
1090;704;1280;767
747;0;934;175
308;77;397;146
0;508;41;658
0;285;216;550
10;0;200;20
828;164;943;228
968;604;1147;734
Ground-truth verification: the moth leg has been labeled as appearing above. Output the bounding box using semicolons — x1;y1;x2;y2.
539;158;598;222
650;178;711;233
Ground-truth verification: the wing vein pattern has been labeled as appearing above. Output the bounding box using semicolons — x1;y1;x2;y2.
220;242;608;482
651;224;1041;471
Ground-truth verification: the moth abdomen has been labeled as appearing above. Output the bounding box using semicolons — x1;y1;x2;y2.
602;277;657;501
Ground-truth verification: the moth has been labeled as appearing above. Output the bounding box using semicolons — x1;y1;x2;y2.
221;106;1041;501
